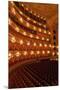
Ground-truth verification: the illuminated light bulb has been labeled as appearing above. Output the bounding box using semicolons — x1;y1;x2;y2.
46;38;49;41
33;20;36;23
37;15;40;18
16;52;20;57
36;36;39;39
26;22;30;27
23;32;27;36
33;42;37;46
36;51;40;54
8;52;12;57
27;17;30;21
39;43;42;47
21;4;24;7
23;51;27;56
30;51;34;55
19;40;23;45
8;18;11;25
12;8;16;15
11;36;16;43
48;31;51;35
26;8;28;11
43;25;46;28
39;23;42;26
19;18;23;23
44;30;46;34
33;26;36;30
15;27;20;32
52;52;55;56
43;17;46;20
41;16;44;19
42;37;45;40
27;42;30;46
8;53;12;60
19;11;23;15
29;34;33;38
11;1;14;5
38;28;41;32
47;50;50;54
49;44;51;48
42;50;45;54
44;44;47;47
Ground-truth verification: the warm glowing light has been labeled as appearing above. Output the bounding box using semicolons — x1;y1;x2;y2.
42;37;45;40
49;44;51;48
26;8;28;11
37;15;40;18
33;26;36;30
19;40;23;45
26;22;30;27
19;11;23;15
15;27;20;32
11;36;16;43
19;18;23;23
44;44;47;47
8;53;12;57
43;17;46;20
52;45;55;48
29;34;33;38
16;52;20;57
39;43;42;47
36;51;40;54
38;28;41;32
27;17;30;20
47;50;50;54
39;23;42;26
23;51;27;56
21;4;24;7
23;32;27;36
33;20;36;23
46;38;49;41
30;51;34;55
27;42;30;46
41;16;43;19
44;30;47;34
43;25;46;28
42;50;45;54
36;36;39;39
12;8;16;15
52;52;55;56
33;42;37;46
8;52;12;59
11;1;14;5
48;32;51;35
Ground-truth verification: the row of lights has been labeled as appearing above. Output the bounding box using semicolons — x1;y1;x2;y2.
9;18;51;38
10;3;50;35
9;20;50;41
10;3;43;28
11;7;48;32
8;50;51;59
15;24;51;37
20;3;47;21
10;36;57;49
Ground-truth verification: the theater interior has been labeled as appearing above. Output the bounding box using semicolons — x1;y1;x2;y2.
8;1;58;88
